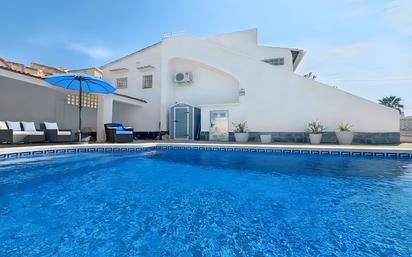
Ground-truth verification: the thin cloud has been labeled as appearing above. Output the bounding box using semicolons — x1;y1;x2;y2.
296;39;412;115
298;41;374;75
327;42;373;60
67;43;112;59
384;0;412;36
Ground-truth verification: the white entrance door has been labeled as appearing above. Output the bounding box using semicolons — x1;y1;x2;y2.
209;110;228;141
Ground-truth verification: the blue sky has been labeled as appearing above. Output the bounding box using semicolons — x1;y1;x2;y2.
1;0;411;115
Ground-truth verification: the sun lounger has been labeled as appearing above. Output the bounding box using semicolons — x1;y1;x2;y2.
0;121;45;144
41;122;73;142
0;121;12;144
104;123;133;143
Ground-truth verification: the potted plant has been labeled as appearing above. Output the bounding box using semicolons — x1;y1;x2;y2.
233;121;249;142
260;134;272;144
306;121;325;144
336;123;354;145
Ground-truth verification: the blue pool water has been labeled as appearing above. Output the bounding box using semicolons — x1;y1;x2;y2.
0;149;412;256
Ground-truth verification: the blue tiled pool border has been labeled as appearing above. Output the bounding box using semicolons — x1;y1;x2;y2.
0;144;411;161
0;146;153;160
154;146;411;159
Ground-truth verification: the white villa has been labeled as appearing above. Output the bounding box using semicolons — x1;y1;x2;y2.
0;29;400;144
98;29;399;144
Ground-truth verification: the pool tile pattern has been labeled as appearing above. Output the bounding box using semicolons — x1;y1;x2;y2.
0;145;411;161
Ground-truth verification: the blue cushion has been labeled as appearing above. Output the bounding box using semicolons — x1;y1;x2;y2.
107;126;124;131
115;130;133;135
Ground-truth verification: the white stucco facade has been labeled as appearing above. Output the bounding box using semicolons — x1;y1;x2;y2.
0;69;97;133
99;29;399;142
0;68;145;142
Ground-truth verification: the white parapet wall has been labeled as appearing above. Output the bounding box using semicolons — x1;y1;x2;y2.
0;69;97;133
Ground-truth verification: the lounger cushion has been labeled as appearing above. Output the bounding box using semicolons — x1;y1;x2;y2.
0;121;7;130
44;122;59;130
107;126;123;131
107;126;132;135
115;130;133;135
13;131;44;136
6;121;21;131
57;131;71;136
21;121;36;131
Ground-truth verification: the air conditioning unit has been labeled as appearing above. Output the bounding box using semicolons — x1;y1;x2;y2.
174;72;192;84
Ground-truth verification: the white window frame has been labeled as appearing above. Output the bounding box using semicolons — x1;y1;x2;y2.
263;57;284;66
142;74;153;89
116;77;128;89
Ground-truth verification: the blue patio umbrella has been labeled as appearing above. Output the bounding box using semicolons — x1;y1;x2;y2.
44;73;116;141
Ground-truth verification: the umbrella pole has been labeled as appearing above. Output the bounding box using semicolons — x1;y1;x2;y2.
79;78;82;142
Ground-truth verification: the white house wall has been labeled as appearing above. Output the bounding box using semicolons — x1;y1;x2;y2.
167;58;239;106
160;34;399;133
101;45;162;131
206;29;295;72
112;101;149;129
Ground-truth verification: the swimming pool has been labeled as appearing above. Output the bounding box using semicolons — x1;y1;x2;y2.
0;148;411;256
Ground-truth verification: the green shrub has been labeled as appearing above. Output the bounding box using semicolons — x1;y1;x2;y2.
338;123;352;132
306;121;325;134
233;121;247;133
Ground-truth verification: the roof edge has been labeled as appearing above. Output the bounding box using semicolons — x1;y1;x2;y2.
100;42;161;69
0;66;44;79
204;28;257;40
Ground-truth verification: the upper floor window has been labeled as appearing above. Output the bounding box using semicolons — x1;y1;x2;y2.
116;77;128;89
263;57;284;66
142;75;153;89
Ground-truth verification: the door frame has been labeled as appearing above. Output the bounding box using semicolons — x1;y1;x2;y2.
174;106;190;140
209;110;229;141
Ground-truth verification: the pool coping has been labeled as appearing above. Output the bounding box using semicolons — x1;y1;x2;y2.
0;142;411;160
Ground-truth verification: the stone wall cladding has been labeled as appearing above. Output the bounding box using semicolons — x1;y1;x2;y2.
199;132;400;145
401;118;412;131
353;132;400;145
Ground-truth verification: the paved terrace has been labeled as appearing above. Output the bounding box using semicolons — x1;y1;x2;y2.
1;140;412;154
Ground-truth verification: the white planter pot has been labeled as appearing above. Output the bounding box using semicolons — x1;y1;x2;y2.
234;133;249;143
309;134;322;145
260;134;272;144
336;131;354;145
